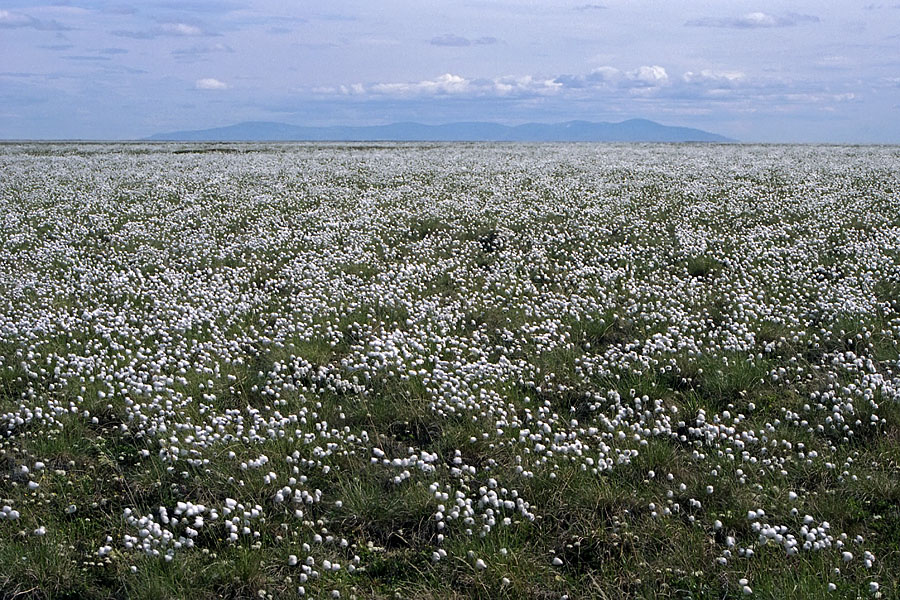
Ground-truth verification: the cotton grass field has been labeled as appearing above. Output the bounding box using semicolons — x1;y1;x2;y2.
1;142;899;599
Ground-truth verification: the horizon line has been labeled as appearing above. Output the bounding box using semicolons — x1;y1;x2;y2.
5;139;900;146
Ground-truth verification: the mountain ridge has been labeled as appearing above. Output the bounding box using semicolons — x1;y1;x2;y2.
145;119;736;142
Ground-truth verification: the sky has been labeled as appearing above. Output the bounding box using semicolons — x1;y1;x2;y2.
1;1;899;142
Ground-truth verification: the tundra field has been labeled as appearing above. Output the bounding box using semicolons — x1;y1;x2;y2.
1;142;900;600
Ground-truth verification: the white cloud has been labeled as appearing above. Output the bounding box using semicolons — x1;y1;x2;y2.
0;10;32;27
161;22;204;36
113;22;213;39
553;65;669;90
683;70;745;84
741;12;780;27
686;12;819;28
315;64;852;112
329;66;683;100
371;73;470;96
627;65;668;86
493;75;562;95
589;66;621;81
0;8;71;30
172;43;234;59
359;73;562;98
195;78;228;90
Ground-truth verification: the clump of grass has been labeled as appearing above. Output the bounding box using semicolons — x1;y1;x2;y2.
685;255;723;278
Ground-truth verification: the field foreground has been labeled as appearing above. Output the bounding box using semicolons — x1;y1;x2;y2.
1;143;899;599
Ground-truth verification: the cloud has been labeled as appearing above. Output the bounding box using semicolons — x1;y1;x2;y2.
686;12;820;28
172;43;234;60
370;73;472;95
292;41;341;50
0;10;31;27
628;65;668;86
491;75;563;95
104;5;138;15
311;64;861;122
65;55;111;62
333;66;678;101
113;22;214;39
553;65;669;90
110;30;155;39
682;69;744;85
195;78;228;90
814;55;852;69
0;9;73;31
161;22;204;36
341;73;562;98
575;4;607;10
430;34;499;47
430;34;471;47
99;48;128;55
150;0;244;13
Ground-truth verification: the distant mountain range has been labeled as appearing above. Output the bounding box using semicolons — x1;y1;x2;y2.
145;119;735;142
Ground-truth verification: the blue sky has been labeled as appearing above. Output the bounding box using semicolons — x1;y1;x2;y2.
1;1;899;141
